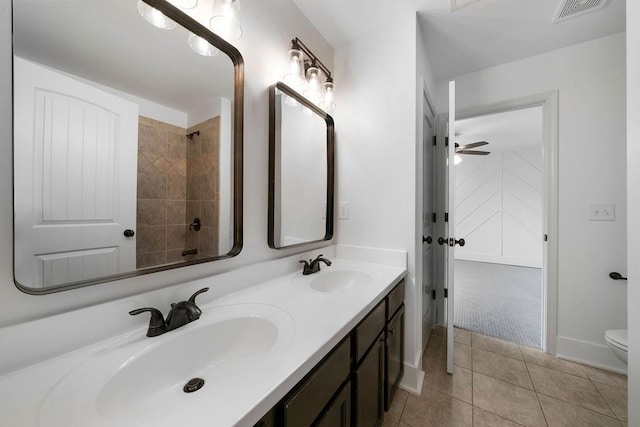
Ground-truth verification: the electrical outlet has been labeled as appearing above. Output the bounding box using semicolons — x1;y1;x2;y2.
587;203;615;221
339;202;349;220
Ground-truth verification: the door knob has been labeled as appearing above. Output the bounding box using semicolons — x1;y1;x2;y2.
438;237;447;245
454;238;465;247
123;229;135;237
423;236;432;244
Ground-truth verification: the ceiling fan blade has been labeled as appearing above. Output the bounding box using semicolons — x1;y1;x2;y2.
456;149;491;156
457;141;489;150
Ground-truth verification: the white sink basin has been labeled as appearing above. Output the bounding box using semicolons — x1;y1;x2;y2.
39;303;294;427
293;269;372;293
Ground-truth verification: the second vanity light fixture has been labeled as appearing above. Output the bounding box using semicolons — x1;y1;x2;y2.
137;0;242;57
283;38;336;113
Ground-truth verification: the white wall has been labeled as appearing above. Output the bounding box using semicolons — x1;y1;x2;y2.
0;0;333;327
455;146;543;268
626;2;639;423
333;11;437;390
436;33;627;371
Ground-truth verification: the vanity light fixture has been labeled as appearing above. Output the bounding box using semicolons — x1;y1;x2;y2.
284;38;336;113
137;0;177;29
210;0;243;41
188;32;220;56
137;0;198;30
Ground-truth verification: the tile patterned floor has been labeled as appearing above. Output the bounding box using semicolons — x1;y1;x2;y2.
383;327;628;427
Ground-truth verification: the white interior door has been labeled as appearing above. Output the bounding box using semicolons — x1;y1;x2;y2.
446;81;457;374
14;57;138;288
422;93;436;351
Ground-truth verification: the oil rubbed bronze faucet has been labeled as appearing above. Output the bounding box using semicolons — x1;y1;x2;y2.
299;254;332;275
129;287;209;337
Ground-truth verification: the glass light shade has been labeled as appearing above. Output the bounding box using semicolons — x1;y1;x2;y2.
454;154;463;165
284;95;299;107
169;0;198;8
319;81;336;113
188;33;219;56
283;49;306;89
137;0;176;30
301;105;313;117
209;0;242;41
303;66;322;104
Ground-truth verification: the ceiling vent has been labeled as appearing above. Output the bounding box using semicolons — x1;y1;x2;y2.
553;0;608;23
450;0;481;12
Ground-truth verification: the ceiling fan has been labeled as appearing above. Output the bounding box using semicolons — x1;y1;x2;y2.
455;141;490;156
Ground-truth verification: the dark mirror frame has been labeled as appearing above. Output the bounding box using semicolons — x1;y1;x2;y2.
13;0;244;294
268;81;334;250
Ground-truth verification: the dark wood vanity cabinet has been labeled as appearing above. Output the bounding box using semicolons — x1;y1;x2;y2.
385;305;405;410
315;381;351;427
254;279;405;427
354;332;385;426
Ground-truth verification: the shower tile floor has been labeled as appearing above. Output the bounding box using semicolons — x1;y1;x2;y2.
383;327;628;426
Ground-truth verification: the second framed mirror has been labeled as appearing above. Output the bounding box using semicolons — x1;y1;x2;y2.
268;82;334;249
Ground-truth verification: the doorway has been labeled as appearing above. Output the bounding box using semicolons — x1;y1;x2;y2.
453;106;544;348
434;91;559;357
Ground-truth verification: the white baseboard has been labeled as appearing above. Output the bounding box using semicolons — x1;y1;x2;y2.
556;335;627;375
399;362;424;396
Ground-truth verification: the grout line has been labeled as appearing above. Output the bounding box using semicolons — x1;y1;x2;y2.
523;358;549;426
471;405;528;427
591;378;623;422
534;389;619;420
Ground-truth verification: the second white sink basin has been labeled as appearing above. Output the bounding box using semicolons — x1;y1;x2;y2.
39;303;294;427
310;269;372;292
293;269;372;293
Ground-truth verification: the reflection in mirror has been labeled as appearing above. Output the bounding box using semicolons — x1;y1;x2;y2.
13;0;243;292
268;82;334;249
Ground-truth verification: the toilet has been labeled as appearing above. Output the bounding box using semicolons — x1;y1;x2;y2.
605;329;628;364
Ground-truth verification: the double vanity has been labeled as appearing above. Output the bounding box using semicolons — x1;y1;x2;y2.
0;248;407;426
4;1;408;426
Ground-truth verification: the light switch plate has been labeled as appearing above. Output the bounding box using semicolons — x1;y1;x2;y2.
587;203;615;221
339;202;349;220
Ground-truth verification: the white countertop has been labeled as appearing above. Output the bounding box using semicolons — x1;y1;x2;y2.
0;255;406;427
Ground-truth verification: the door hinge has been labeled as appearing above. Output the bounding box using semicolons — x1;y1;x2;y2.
544;234;548;242
444;288;448;298
432;136;437;146
432;289;436;300
445;137;449;147
444;213;449;223
432;212;437;223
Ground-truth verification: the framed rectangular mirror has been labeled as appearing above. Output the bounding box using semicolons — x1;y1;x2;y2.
268;82;334;249
12;0;243;293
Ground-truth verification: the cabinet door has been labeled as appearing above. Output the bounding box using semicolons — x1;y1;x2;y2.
314;381;351;427
385;305;405;411
355;333;385;427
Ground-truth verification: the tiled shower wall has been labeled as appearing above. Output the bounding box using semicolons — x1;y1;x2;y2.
185;117;220;259
136;116;221;268
136;116;188;268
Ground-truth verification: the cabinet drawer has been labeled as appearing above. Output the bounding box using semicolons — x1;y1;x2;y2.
284;338;351;426
386;280;405;320
355;300;386;363
253;407;276;427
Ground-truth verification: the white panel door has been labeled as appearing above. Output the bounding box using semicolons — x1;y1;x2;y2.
14;57;138;288
446;81;456;374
